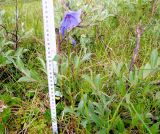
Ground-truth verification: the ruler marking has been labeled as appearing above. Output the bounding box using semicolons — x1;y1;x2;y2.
42;0;58;133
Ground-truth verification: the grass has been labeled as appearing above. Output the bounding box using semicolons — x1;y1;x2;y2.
0;0;160;134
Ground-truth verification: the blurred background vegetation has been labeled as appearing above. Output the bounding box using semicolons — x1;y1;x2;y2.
0;0;160;133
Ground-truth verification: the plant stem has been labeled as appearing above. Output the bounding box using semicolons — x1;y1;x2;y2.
15;0;19;50
129;25;143;72
130;103;152;134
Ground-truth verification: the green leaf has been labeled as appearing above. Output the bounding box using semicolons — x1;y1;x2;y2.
81;53;92;63
143;63;152;79
111;61;123;77
18;76;35;82
97;128;106;134
78;94;87;113
132;114;139;127
1;108;11;123
30;69;41;81
53;54;59;62
81;119;88;128
138;0;142;6
63;106;75;114
13;56;30;77
116;117;125;133
129;71;138;85
74;55;80;69
94;74;101;90
44;109;51;122
14;48;28;57
157;57;160;66
82;75;96;90
150;49;158;68
89;112;104;127
0;124;5;134
116;79;126;96
0;55;7;67
5;50;14;56
37;57;47;74
155;92;160;100
21;29;33;39
150;123;159;134
126;93;130;104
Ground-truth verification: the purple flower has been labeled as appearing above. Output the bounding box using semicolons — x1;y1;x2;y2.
71;38;76;46
60;10;82;36
69;36;76;46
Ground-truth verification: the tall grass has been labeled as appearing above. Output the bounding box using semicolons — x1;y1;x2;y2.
0;0;160;133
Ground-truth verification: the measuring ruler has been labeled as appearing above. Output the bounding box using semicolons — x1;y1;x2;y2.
42;0;58;133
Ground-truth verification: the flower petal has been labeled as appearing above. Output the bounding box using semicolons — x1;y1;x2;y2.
60;10;82;37
67;9;81;23
69;36;76;46
71;38;76;46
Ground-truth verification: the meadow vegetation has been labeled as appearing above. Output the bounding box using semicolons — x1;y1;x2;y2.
0;0;160;133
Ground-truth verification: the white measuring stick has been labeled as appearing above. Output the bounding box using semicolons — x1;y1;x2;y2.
42;0;58;133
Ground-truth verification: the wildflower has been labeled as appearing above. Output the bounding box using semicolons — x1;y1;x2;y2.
69;36;76;46
71;38;76;46
60;10;82;37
